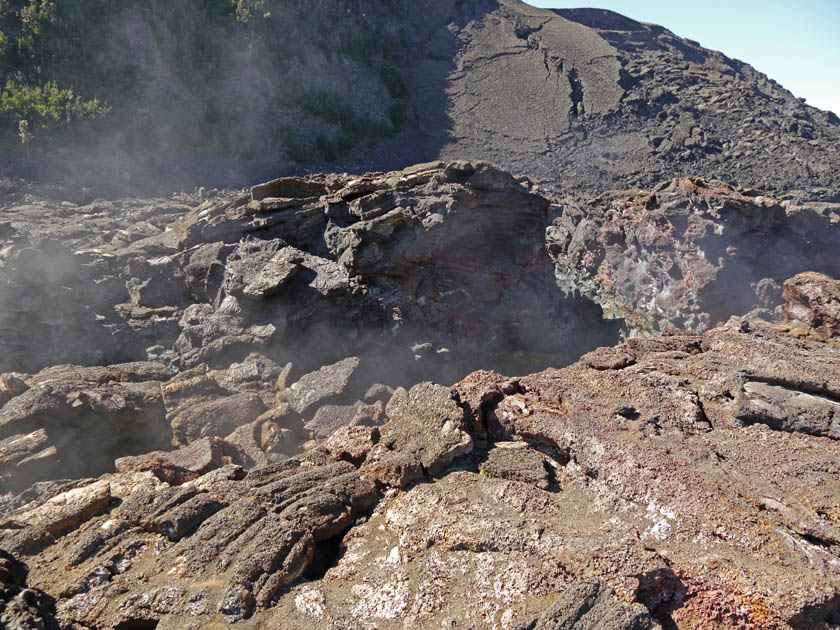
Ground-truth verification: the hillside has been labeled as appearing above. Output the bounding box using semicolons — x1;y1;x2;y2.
0;0;407;191
1;0;839;197
394;1;840;196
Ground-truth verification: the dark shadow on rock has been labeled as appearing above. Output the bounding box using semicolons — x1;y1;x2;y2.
0;549;61;629
113;620;160;630
634;567;687;630
789;593;840;630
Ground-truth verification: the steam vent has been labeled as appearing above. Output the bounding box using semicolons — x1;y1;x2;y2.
2;1;840;628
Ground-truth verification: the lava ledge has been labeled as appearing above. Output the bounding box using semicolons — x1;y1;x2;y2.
1;318;839;628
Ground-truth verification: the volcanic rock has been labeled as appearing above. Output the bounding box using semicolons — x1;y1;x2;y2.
512;581;659;630
479;441;555;490
304;401;385;440
0;549;59;630
547;177;840;334
0;161;624;385
4;480;112;538
2;155;840;629
782;271;840;338
324;425;381;466
169;392;266;446
0;429;57;490
174;297;278;369
0;362;172;490
398;1;840;196
285;357;362;415
0;321;838;627
115;436;226;482
361;382;472;487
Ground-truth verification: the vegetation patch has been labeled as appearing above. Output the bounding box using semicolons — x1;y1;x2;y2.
0;0;409;162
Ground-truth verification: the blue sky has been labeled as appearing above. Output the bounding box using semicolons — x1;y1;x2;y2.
526;1;840;114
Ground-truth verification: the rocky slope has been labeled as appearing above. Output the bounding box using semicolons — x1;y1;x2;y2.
1;160;840;628
2;308;840;628
3;1;840;198
3;5;840;629
400;1;840;196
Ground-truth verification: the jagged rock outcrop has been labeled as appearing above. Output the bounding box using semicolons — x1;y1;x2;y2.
2;162;839;493
2;320;840;628
0;195;197;373
0;352;348;493
0;362;172;490
8;162;838;383
0;160;620;382
547;177;840;335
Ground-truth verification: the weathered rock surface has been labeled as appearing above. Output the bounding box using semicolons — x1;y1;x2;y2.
0;355;307;492
362;381;473;487
0;197;195;374
0;362;172;490
286;357;362;415
1;321;839;628
548;177;840;334
6;162;835;388
115;437;225;482
0;548;59;630
512;581;659;630
783;271;840;338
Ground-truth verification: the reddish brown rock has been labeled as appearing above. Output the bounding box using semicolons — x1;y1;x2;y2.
362;382;472;487
783;272;840;338
325;425;380;466
115;436;226;484
0;323;839;628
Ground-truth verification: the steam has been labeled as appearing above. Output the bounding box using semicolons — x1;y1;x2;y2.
2;1;401;197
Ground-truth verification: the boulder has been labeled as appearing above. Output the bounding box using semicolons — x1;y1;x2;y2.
169;392;266;446
0;429;58;489
479;442;554;491
174;298;277;369
286;357;361;415
325;425;380;466
362;382;472;487
223;420;287;469
115;436;226;482
4;479;111;538
0;549;59;629
304;403;361;439
783;271;840;338
302;400;383;440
